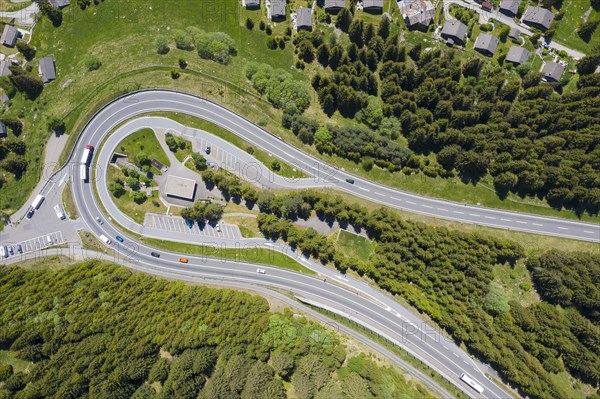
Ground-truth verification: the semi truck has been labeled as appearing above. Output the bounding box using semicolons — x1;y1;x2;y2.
460;373;484;394
80;164;88;182
31;194;45;210
80;144;93;165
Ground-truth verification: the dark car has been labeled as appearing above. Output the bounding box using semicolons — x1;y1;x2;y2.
16;244;22;254
115;235;124;243
345;178;355;184
150;252;160;258
185;219;194;229
26;207;35;219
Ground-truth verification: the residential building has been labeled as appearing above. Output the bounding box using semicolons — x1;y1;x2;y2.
474;33;499;56
39;56;57;83
0;60;12;77
499;0;520;17
542;61;565;82
505;46;530;65
296;7;312;31
1;25;18;47
441;19;468;45
269;0;286;21
243;0;260;9
401;0;436;29
363;0;384;13
321;0;345;13
49;0;70;8
522;6;554;31
481;1;493;11
508;27;520;40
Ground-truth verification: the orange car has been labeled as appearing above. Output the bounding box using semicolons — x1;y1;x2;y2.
179;258;189;263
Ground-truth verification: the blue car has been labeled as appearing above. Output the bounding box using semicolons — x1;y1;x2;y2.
115;235;124;243
185;219;194;229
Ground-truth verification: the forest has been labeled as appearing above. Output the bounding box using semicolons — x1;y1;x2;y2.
249;11;600;216
190;166;600;399
0;262;432;399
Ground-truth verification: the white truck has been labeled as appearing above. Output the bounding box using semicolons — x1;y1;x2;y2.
31;194;45;210
99;234;112;245
54;205;65;220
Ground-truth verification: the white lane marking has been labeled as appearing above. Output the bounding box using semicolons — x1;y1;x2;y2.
390;197;402;201
453;211;464;215
422;205;433;209
532;223;543;227
516;221;527;224
558;227;569;230
469;214;481;217
356;187;370;192
584;230;595;234
500;218;512;222
438;208;449;212
373;191;384;196
485;216;496;220
406;201;416;205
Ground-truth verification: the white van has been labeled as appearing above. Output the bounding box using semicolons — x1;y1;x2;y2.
54;205;65;220
99;234;112;245
0;246;7;258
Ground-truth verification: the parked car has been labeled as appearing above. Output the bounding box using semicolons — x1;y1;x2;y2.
96;216;103;225
185;219;194;229
26;207;35;219
345;178;355;184
115;235;124;243
16;244;22;254
257;268;266;274
179;257;189;263
216;223;221;232
8;246;14;256
205;145;211;154
150;252;160;258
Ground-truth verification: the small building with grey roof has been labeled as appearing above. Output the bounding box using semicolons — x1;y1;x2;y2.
39;56;57;83
0;60;12;77
165;175;197;200
243;0;260;9
522;6;554;31
321;0;345;13
441;19;468;46
499;0;520;17
269;0;286;21
1;25;18;47
541;61;565;82
49;0;70;8
505;46;530;65
474;33;499;56
296;7;312;31
363;0;383;13
508;27;520;40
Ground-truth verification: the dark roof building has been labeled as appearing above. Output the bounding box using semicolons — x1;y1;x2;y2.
244;0;260;9
49;0;70;8
269;0;286;21
363;0;384;13
1;25;18;47
542;61;565;82
505;46;530;65
321;0;345;13
474;33;499;56
0;121;6;137
508;27;520;39
441;19;468;45
481;1;493;11
39;56;57;83
522;6;554;31
296;7;312;31
499;0;520;17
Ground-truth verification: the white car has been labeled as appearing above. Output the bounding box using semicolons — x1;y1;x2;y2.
257;268;266;274
54;205;65;220
216;223;221;232
96;216;103;225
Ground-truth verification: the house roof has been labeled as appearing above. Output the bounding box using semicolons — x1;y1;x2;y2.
505;46;530;64
441;19;467;41
523;6;554;30
49;0;70;8
1;25;18;47
404;0;435;26
39;56;57;83
165;175;197;200
270;0;286;16
474;33;499;55
508;27;520;39
297;7;312;28
0;60;12;77
324;0;345;10
499;0;520;14
542;61;565;81
245;0;260;6
363;0;384;8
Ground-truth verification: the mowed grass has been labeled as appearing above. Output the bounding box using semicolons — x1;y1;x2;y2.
116;128;170;174
79;231;113;255
151;112;307;179
61;182;78;219
335;230;374;261
141;237;316;275
553;0;600;54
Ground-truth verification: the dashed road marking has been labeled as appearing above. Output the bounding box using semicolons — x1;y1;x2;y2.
469;214;481;217
583;230;595;234
356;187;370;192
438;208;449;212
485;216;496;220
453;211;464;215
516;221;527;224
558;227;569;230
500;218;512;222
422;205;433;209
406;201;416;205
532;223;543;226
